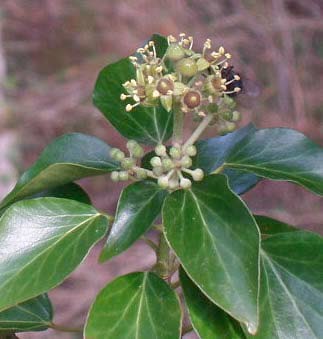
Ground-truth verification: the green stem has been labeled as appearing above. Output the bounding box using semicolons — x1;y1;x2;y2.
155;231;171;279
141;235;158;251
173;106;184;144
49;322;83;333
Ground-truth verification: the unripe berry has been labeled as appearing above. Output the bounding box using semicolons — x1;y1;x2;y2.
114;150;125;162
158;176;169;189
110;148;121;160
166;44;185;61
176;58;198;77
169;146;181;160
192;168;204;181
185;145;197;157
119;171;129;181
181;155;192;168
168;178;179;190
180;177;192;189
126;140;138;151
155;144;167;157
110;171;120;182
162;158;174;171
121;157;135;170
132;144;144;158
153;166;164;177
150;156;162;168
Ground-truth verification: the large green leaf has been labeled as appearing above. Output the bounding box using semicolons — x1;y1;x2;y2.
0;295;53;333
0;197;108;311
193;124;259;195
84;272;182;339
249;231;323;338
0;133;119;211
254;215;298;237
180;268;245;339
100;181;167;261
163;175;260;333
93;34;173;145
224;128;323;195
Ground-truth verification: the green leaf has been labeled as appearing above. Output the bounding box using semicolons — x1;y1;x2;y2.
93;34;173;145
31;182;91;204
224;128;323;195
0;295;53;333
180;268;246;339
84;272;182;339
193;124;259;194
0;133;119;211
163;175;260;333
100;181;167;261
254;215;298;237
249;231;323;338
0;197;108;311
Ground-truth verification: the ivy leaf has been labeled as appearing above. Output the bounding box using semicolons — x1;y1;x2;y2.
84;272;182;339
180;268;246;339
0;133;119;211
0;197;108;311
193;124;260;194
254;215;298;237
93;34;173;145
249;231;323;338
163;175;260;333
100;181;167;261
224;128;323;195
0;295;53;333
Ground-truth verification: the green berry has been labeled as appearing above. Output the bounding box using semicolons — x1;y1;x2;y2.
150;156;162;167
158;176;169;189
119;171;129;181
186;145;197;157
155;144;167;157
110;148;120;159
110;171;120;182
166;44;185;61
153;166;164;177
126;140;138;150
192;168;204;181
162;158;174;171
169;146;181;160
176;58;198;77
180;177;192;189
121;157;135;170
135;168;147;180
181;155;192;168
115;150;125;161
132;144;144;158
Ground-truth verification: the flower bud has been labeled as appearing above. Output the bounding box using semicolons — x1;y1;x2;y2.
168;178;179;190
121;157;135;170
196;57;210;71
169;146;181;160
185;145;197;157
119;171;129;181
126;140;138;151
166;44;185;61
158;176;169;189
180;177;192;189
160;95;173;112
155;144;167;157
131;144;144;158
162;158;174;171
110;171;120;182
114;150;125;161
153;166;164;177
110;148;120;159
176;58;198;77
192;168;204;181
150;156;162;168
135;168;147;180
181;155;192;168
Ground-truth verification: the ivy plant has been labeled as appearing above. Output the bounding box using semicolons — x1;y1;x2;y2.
0;33;322;339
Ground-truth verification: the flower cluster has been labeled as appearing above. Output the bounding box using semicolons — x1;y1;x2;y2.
120;33;242;134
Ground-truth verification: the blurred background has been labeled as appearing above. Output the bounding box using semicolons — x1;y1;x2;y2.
0;0;322;338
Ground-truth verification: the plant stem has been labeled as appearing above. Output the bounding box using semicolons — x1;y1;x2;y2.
183;113;213;149
141;235;158;251
212;163;225;174
49;322;83;333
173;106;184;144
155;231;171;279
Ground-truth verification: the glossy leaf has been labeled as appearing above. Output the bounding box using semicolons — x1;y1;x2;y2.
180;268;245;339
163;175;260;333
0;295;53;332
93;34;173;145
249;231;323;338
254;215;298;237
0;197;108;311
84;272;182;339
31;182;91;204
225;128;323;195
0;133;119;211
100;181;167;261
193;124;260;194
